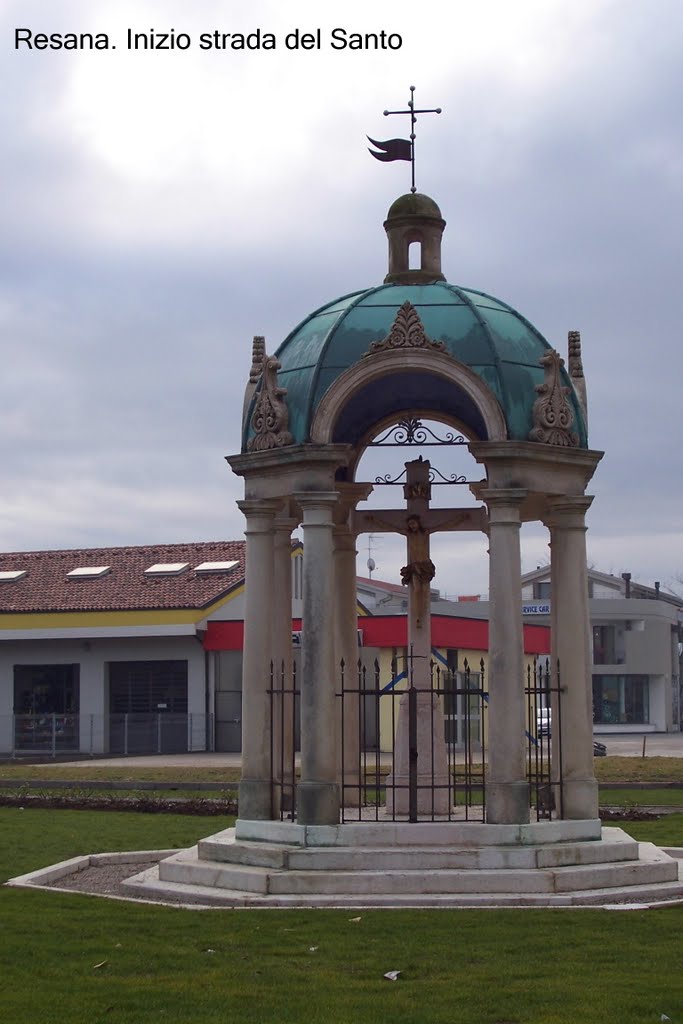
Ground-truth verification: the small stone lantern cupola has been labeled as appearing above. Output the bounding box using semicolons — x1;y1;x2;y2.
384;192;446;285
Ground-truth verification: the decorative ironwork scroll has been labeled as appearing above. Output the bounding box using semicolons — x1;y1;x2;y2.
364;301;446;357
374;466;469;486
247;355;294;452
370;417;466;447
528;349;579;448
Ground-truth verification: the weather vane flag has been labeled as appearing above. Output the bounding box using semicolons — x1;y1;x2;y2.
368;86;442;193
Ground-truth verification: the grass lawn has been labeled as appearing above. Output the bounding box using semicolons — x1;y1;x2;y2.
2;807;683;1023
2;754;683;786
0;763;243;784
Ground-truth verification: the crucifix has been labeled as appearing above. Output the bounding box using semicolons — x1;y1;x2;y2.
352;458;486;816
390;457;450;815
367;85;442;194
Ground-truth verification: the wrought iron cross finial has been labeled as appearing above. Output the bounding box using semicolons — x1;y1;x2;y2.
383;85;442;193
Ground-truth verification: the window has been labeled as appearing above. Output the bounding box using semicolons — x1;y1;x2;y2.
0;570;27;582
446;649;458;673
592;675;649;725
14;664;80;715
144;563;189;576
194;561;238;573
13;664;80;751
67;566;110;579
592;623;626;665
534;581;551;599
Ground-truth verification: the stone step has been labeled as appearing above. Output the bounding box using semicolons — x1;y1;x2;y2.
198;832;641;873
136;858;683;909
158;845;678;897
198;833;291;869
234;818;603;848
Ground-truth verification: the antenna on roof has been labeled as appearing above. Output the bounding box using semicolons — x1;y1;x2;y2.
366;534;379;578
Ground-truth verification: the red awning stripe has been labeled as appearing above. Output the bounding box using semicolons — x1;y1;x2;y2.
204;615;549;655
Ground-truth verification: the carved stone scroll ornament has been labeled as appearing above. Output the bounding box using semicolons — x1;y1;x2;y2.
364;301;446;356
247;355;294;452
528;349;579;447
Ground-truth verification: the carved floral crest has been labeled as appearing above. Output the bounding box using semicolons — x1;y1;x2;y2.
247;355;294;452
528;349;579;447
364;301;446;356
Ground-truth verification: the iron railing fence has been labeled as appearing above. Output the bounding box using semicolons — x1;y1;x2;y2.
2;713;213;758
525;658;564;821
339;656;487;823
269;655;564;824
269;659;299;819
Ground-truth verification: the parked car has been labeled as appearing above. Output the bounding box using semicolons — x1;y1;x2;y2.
536;709;607;756
536;709;551;737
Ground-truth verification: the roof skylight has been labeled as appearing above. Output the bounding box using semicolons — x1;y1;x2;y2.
67;566;111;579
0;570;27;582
144;563;189;576
194;560;239;573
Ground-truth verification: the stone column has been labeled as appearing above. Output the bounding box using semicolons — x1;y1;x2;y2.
482;489;529;824
237;498;281;820
334;524;361;806
295;491;340;825
272;516;299;814
545;497;598;820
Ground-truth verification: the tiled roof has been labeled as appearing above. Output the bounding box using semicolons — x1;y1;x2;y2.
356;575;405;595
0;541;246;614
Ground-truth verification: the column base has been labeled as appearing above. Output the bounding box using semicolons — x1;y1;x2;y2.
486;781;530;824
297;782;340;825
238;779;273;821
561;778;599;820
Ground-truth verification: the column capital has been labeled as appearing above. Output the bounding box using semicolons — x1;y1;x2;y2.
475;488;527;524
273;516;300;536
237;498;283;529
334;482;374;526
543;495;594;529
333;524;358;554
294;491;339;519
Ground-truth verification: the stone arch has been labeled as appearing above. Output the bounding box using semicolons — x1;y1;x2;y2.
310;348;508;448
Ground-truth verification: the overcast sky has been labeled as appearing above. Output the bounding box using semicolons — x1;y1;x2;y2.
2;0;682;597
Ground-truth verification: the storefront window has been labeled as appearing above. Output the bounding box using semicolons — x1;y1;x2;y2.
13;664;80;751
592;675;649;724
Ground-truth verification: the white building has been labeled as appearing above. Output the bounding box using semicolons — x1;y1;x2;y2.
521;567;682;733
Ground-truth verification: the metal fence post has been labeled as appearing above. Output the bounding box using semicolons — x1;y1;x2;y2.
408;682;417;823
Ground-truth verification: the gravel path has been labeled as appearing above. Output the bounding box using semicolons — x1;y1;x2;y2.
42;857;217;907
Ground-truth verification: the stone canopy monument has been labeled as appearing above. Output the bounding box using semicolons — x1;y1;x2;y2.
126;191;683;907
228;190;602;829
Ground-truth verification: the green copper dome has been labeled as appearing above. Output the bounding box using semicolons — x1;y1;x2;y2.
243;282;588;450
242;195;588;452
